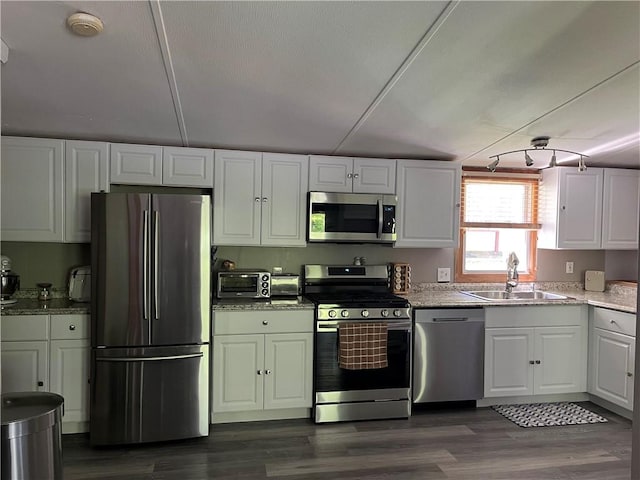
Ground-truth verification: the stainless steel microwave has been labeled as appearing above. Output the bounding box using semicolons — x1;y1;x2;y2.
307;192;397;244
217;271;271;299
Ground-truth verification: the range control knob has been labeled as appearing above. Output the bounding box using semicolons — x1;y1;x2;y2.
381;309;389;317
393;309;403;317
361;309;370;318
328;310;337;318
341;310;350;318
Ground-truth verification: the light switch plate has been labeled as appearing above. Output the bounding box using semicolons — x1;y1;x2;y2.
565;262;574;274
437;268;451;283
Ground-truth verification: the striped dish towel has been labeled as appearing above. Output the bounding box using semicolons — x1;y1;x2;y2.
338;323;388;370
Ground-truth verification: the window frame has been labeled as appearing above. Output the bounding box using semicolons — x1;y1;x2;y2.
455;169;540;283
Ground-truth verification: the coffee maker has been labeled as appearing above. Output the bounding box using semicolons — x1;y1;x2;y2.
1;255;20;305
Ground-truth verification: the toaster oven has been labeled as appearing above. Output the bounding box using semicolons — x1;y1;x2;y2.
217;270;271;299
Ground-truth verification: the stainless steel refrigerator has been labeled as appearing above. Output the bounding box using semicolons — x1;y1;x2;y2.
89;193;211;446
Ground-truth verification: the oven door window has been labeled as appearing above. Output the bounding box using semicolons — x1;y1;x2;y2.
219;275;258;294
310;203;378;235
314;325;410;392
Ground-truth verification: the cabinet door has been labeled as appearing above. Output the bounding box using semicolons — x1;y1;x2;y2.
50;339;90;427
1;137;64;241
213;150;262;245
591;328;634;410
534;326;586;394
212;335;264;413
65;140;109;242
162;147;214;187
308;155;353;192
1;341;49;392
484;328;534;397
353;158;396;194
261;153;308;246
263;333;313;410
110;143;163;185
602;168;640;250
395;160;461;248
557;168;603;249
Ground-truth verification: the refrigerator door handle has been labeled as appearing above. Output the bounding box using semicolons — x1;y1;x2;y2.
96;352;204;362
143;210;149;324
154;210;160;322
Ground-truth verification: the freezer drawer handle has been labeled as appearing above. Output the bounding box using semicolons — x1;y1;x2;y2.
433;317;469;322
96;353;204;362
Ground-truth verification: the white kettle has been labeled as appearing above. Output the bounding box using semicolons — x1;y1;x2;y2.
69;266;91;302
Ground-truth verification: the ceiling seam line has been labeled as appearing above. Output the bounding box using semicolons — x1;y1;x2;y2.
464;59;640;161
149;0;189;146
331;0;461;155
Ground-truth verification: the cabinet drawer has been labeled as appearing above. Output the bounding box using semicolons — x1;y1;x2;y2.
50;315;90;340
1;315;49;341
213;310;313;335
592;307;636;337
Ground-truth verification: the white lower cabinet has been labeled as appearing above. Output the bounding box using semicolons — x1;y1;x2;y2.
1;314;90;433
484;306;587;398
211;309;313;422
588;307;635;412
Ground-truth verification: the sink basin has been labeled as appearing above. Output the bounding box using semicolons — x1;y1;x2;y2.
461;290;571;301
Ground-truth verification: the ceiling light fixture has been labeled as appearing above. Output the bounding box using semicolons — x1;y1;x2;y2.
67;12;104;37
487;136;589;172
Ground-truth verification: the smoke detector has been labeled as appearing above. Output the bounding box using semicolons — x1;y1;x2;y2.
67;12;104;37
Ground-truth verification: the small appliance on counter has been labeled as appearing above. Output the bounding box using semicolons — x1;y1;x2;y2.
217;270;271;299
270;274;300;297
69;266;91;302
585;270;605;292
1;255;20;305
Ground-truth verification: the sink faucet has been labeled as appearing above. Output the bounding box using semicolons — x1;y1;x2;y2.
505;252;519;293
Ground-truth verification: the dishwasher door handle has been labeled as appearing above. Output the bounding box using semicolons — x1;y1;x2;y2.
432;317;469;322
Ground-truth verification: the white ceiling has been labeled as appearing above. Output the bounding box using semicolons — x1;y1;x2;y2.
1;1;639;169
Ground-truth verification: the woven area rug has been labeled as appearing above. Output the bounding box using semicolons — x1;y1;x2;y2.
492;402;608;428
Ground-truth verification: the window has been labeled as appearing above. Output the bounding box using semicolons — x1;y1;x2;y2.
455;171;540;282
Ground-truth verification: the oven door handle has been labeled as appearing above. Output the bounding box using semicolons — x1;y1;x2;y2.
317;321;411;332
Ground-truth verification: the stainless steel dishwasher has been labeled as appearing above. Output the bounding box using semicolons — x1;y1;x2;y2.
413;308;485;403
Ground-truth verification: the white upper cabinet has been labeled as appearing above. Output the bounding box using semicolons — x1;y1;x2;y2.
65;141;110;243
309;156;396;194
540;166;639;250
602;168;640;250
1;137;65;242
539;167;604;249
261;153;308;246
394;159;461;248
162;146;214;187
110;143;214;187
110;143;163;185
214;150;308;246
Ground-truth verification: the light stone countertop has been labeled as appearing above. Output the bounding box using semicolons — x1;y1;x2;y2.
213;296;315;311
0;298;90;315
404;282;637;314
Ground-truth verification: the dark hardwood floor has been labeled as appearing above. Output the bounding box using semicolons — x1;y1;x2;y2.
63;402;632;479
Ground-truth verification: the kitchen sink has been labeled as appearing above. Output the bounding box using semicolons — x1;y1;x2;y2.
461;290;571;301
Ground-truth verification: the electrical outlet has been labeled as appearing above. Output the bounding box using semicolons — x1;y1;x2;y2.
437;267;451;283
565;262;574;274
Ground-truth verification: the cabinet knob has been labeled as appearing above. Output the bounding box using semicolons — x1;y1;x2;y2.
69;324;76;331
610;319;617;324
266;369;272;375
37;381;44;387
255;197;261;202
561;206;566;211
627;372;633;377
353;173;359;179
347;173;353;179
529;360;535;365
262;197;268;203
262;320;268;325
257;370;263;375
535;360;541;364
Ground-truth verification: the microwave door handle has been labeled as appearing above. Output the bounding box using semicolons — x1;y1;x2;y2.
377;199;383;238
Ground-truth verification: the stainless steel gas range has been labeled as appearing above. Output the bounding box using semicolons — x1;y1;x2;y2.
303;264;412;423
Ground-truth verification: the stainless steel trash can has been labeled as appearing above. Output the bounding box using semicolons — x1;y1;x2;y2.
1;392;64;480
